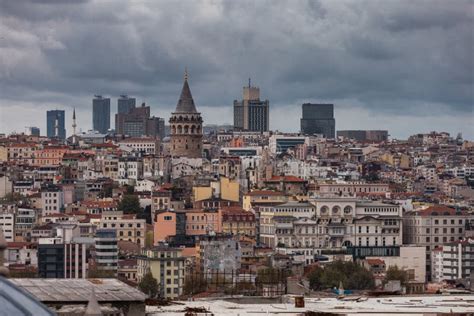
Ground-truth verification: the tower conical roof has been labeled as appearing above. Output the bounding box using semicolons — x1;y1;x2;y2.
174;71;197;113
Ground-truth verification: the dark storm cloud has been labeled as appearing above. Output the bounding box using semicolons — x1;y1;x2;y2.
0;0;473;138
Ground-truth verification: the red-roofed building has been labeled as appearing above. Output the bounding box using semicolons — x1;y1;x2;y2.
403;205;472;281
264;176;308;195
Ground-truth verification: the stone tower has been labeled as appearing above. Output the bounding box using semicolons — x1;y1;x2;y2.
169;71;203;158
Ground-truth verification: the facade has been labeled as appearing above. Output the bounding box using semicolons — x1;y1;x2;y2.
100;212;146;246
118;137;160;155
233;82;269;132
137;246;185;299
46;110;66;140
0;211;15;242
115;102;165;139
198;235;241;273
269;135;309;154
41;185;64;216
92;95;111;133
300;103;335;138
29;127;40;137
403;206;471;280
169;72;203;158
94;229;118;273
431;240;474;282
337;130;388;142
117;95;136;114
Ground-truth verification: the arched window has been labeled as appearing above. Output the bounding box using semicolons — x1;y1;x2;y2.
184;125;189;134
332;206;341;214
191;125;196;134
344;206;352;214
177;125;182;134
320;206;329;214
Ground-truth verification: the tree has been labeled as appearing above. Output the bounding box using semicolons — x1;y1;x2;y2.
87;267;116;278
117;194;142;214
138;272;159;298
384;265;409;286
183;272;207;295
307;261;375;291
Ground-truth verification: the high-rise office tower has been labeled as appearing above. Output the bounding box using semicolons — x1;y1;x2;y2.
300;103;335;138
46;110;66;140
233;79;269;132
169;70;203;158
28;127;40;137
92;95;110;133
115;102;165;139
117;95;136;114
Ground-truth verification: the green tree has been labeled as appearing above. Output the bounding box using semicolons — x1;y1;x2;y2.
384;265;409;286
183;273;207;295
307;261;375;291
138;272;159;298
117;195;142;214
87;267;116;278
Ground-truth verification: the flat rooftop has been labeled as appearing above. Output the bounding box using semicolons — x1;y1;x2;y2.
147;295;474;315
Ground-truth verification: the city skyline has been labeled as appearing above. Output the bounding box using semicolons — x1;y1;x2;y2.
0;1;472;139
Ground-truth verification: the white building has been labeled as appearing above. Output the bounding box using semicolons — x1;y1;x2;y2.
0;212;15;242
432;239;474;282
41;185;64;216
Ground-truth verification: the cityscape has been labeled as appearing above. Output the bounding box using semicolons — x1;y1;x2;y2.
0;1;473;315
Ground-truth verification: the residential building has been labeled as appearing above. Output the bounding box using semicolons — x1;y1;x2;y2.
432;239;474;282
137;246;185;299
94;229;118;274
41;184;64;216
100;212;146;246
403;205;471;280
337;130;388;142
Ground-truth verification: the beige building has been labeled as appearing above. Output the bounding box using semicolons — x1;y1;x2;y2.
403;205;471;280
100;212;146;247
137;246;185;299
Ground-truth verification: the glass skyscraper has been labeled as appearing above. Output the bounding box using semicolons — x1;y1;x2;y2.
300;103;335;138
46;110;66;140
117;95;136;114
93;95;111;133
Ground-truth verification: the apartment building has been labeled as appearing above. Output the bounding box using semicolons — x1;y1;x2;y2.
100;212;146;247
403;205;471;280
431;239;474;282
41;184;64;216
137;246;185;299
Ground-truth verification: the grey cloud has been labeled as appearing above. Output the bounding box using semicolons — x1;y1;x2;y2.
0;0;472;139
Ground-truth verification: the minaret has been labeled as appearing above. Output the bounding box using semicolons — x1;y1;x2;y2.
169;69;203;158
72;108;77;145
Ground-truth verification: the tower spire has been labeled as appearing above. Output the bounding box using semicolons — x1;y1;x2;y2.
184;67;188;81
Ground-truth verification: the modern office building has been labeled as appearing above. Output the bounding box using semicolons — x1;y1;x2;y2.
92;95;111;133
115;103;165;139
94;229;118;274
169;71;203;158
337;130;388;142
300;103;335;138
233;80;269;132
269;134;309;154
28;127;40;137
117;95;136;114
46;110;66;140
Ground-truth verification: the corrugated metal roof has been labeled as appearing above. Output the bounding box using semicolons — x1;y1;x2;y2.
9;278;146;303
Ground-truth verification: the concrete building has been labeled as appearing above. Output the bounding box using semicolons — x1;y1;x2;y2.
169;71;203;158
100;212;146;247
233;80;270;132
115;102;165;139
92;95;111;133
431;239;474;282
269;134;309;154
0;211;15;242
337;130;388;142
46;110;66;140
94;228;118;274
198;234;241;273
300;103;335;138
41;184;64;216
403;205;471;280
137;246;185;299
118;137;160;155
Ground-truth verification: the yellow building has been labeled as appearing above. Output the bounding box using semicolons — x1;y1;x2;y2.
193;177;240;203
137;246;185;299
242;190;288;211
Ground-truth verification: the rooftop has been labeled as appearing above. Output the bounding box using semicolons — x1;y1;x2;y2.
9;278;146;303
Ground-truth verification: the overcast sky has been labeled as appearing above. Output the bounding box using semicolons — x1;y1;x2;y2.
1;0;473;139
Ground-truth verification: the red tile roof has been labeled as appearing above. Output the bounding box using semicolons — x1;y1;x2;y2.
266;175;306;182
246;190;284;196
